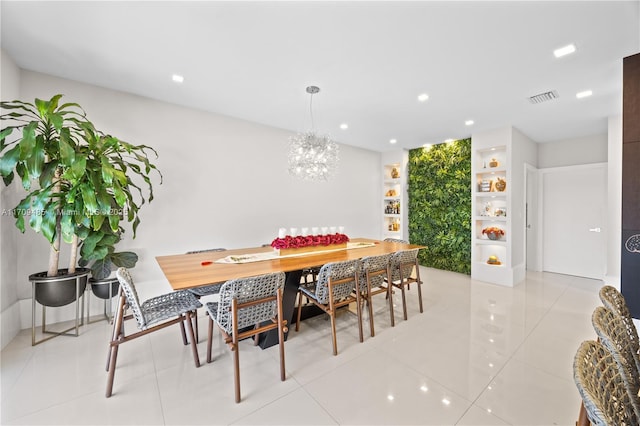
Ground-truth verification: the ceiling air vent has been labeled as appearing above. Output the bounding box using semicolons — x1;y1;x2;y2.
528;90;559;104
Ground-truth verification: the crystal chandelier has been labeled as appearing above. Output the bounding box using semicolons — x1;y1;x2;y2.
288;86;339;181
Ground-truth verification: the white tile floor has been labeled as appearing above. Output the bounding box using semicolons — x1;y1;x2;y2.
1;267;602;425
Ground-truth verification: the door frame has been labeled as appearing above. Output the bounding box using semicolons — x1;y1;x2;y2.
524;163;541;271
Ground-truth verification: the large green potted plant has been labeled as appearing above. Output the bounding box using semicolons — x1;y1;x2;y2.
0;94;161;308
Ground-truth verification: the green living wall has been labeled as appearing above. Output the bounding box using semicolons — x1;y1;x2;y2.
408;139;471;274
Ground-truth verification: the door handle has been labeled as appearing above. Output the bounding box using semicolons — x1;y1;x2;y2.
589;227;601;233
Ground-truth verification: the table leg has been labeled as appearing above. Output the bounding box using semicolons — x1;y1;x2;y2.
258;270;302;349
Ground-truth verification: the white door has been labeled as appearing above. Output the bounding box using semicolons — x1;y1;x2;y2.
542;164;606;279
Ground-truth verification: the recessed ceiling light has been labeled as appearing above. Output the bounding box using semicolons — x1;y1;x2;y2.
442;398;451;406
576;90;593;99
339;123;349;130
172;74;184;83
417;93;429;102
465;120;474;126
444;138;454;143
554;44;576;58
389;139;397;144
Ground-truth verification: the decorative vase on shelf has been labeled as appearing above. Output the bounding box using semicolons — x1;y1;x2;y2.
482;227;504;241
391;167;400;179
489;158;499;168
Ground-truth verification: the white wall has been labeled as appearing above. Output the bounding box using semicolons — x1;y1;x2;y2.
7;69;381;330
511;127;538;273
1;50;22;348
538;133;607;168
606;116;622;287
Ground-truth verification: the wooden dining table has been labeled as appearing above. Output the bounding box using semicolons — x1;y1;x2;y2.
156;238;424;348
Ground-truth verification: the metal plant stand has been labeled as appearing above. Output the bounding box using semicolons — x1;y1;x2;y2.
86;277;119;323
30;269;90;346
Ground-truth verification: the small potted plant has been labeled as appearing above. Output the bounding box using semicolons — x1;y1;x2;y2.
0;95;160;315
482;226;505;241
80;229;138;300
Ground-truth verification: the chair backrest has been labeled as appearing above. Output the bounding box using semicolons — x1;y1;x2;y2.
384;238;409;244
115;268;147;329
599;285;640;371
390;249;419;282
186;248;227;254
360;254;392;291
591;306;640;418
573;339;637;425
315;259;361;304
215;272;285;333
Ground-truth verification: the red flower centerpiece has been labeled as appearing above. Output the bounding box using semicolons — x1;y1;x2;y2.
271;233;350;256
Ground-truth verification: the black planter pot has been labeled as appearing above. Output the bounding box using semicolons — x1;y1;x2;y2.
29;268;90;307
90;277;119;300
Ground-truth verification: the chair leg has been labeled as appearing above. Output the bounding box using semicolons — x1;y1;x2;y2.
387;270;395;327
105;295;126;397
230;298;242;403
277;288;286;382
365;275;375;337
106;295;126;372
194;311;200;343
415;265;424;313
329;312;338;356
206;316;214;363
577;402;589;426
400;285;408;320
179;318;188;346
295;291;303;332
355;291;364;343
184;312;200;368
233;340;241;403
105;342;119;397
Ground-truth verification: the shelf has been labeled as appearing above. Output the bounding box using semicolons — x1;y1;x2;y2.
475;216;507;222
472;138;512;286
475;239;507;245
382;156;406;241
473;261;506;269
476;167;506;175
475;191;507;197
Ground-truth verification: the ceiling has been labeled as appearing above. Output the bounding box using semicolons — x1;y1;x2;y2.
1;1;639;152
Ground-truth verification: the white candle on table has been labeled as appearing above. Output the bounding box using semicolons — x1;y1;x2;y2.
290;227;298;237
301;227;309;236
321;227;328;235
311;227;319;235
329;226;337;234
338;226;345;234
278;228;286;238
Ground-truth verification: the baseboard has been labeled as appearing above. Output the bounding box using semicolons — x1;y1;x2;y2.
1;301;22;350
